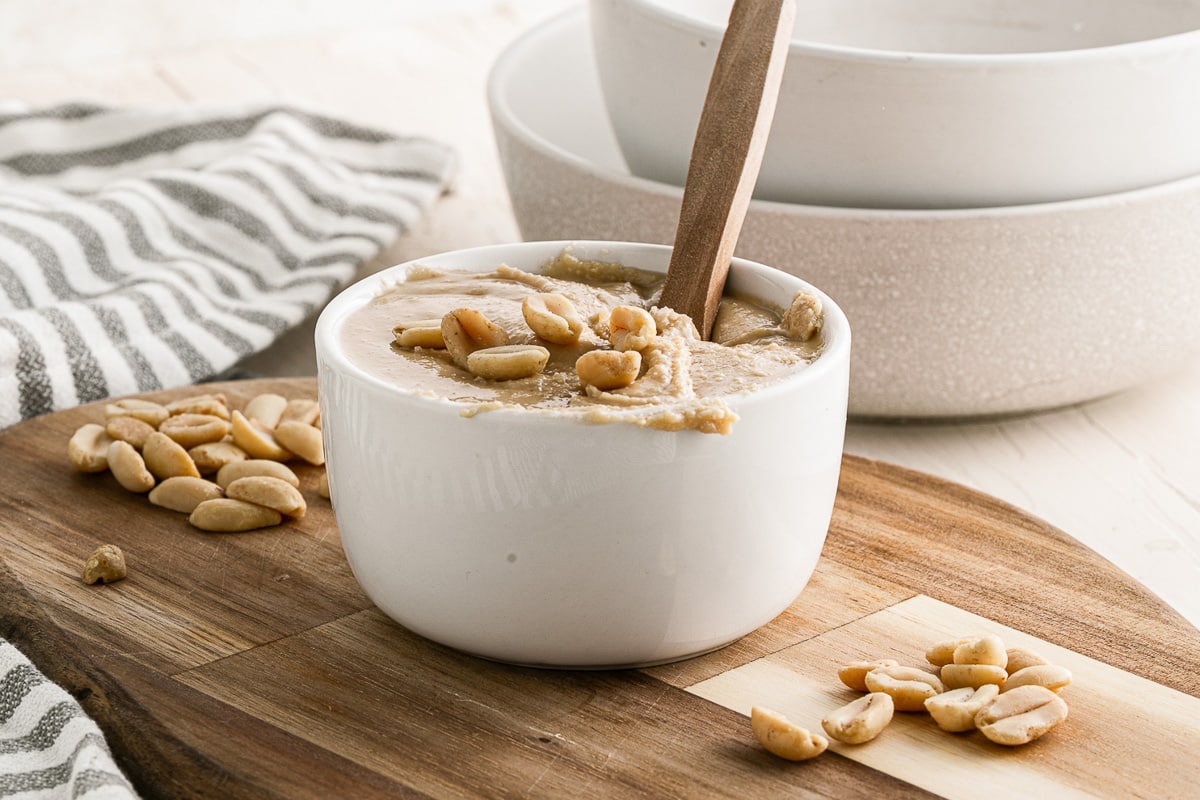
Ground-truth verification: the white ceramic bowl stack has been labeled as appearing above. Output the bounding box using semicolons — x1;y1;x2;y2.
488;1;1200;418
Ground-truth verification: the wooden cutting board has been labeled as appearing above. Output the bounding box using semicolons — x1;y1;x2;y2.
2;378;1198;800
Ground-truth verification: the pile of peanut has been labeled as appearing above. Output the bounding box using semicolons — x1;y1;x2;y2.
67;390;329;582
751;632;1072;761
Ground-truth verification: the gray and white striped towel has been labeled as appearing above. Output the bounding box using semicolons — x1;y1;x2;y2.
0;102;456;429
1;641;134;799
0;103;456;797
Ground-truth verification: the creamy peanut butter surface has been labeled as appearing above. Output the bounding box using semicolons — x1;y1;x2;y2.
339;252;823;434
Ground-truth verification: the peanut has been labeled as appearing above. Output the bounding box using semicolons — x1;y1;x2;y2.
148;476;224;514
225;476;306;518
821;692;894;744
189;440;248;474
953;634;1008;669
750;707;828;761
575;349;641;391
608;305;657;352
142;431;201;480
975;684;1068;746
189;498;282;532
925;637;973;667
863;666;944;712
837;659;900;693
1005;646;1049;675
216;459;299;489
392;319;446;349
940;663;1009;691
105;415;156;449
243;392;288;428
158;413;231;448
925;685;1000;733
280;398;320;426
165;393;230;420
522;293;584;344
441;308;509;368
466;345;549;381
230;410;292;461
105;398;169;427
781;290;823;341
1002;664;1072;694
107;440;155;493
68;423;114;473
274;420;325;465
81;544;127;585
317;471;330;499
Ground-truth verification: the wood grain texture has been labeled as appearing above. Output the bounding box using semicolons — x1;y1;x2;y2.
1;378;1197;799
660;0;794;339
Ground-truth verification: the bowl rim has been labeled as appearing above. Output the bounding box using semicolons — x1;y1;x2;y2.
315;240;850;425
488;8;1200;218
615;0;1200;65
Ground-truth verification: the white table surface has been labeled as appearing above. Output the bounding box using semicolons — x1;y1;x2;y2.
3;0;1196;632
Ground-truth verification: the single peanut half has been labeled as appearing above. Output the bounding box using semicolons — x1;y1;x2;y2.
189;498;283;532
225;476;306;518
148;476;224;514
68;423;114;473
750;707;828;761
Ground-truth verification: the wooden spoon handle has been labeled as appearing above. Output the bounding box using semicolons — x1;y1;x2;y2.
660;0;794;340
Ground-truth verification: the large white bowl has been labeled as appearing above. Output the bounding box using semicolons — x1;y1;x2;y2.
591;0;1200;209
315;240;850;668
487;9;1200;419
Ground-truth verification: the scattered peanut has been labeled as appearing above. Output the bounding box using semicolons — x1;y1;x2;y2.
1005;646;1049;675
821;692;894;744
105;398;169;427
975;685;1068;746
230;410;292;461
317;471;330;499
189;440;248;474
1002;664;1072;694
216;459;300;489
575;349;641;391
925;685;1000;733
68;423;114;473
608;305;657;352
107;440;155;493
280;398;320;426
863;666;945;712
81;544;127;585
522;293;584;344
165;393;230;420
466;344;549;381
225;476;306;518
392;319;446;349
158;413;231;448
953;634;1008;669
925;637;972;667
441;307;509;368
940;663;1009;691
142;431;201;480
148;476;224;514
837;658;900;693
274;420;325;466
189;498;283;532
750;707;828;761
243;393;288;428
104;415;156;449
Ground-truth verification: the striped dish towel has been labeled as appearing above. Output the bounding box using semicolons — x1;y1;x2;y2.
1;641;133;799
0;102;455;429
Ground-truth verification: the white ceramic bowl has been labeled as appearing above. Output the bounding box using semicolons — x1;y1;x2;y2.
590;0;1200;209
488;10;1200;419
315;240;850;668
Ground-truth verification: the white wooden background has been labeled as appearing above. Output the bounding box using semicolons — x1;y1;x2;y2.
1;0;1196;631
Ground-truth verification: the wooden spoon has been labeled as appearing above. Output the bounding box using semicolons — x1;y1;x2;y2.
659;0;795;341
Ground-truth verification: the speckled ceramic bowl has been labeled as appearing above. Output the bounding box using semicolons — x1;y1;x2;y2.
487;9;1200;419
